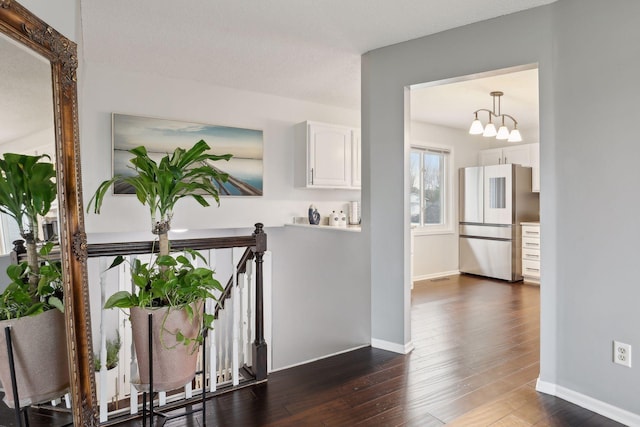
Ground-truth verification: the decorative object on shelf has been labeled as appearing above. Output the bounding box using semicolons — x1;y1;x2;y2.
308;205;320;225
469;91;522;142
329;210;340;227
88;140;230;392
112;113;264;196
349;201;360;225
338;211;347;227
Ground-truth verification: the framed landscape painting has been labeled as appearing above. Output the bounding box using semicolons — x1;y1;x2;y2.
112;113;263;196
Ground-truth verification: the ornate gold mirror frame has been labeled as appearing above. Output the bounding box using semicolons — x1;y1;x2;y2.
0;1;97;425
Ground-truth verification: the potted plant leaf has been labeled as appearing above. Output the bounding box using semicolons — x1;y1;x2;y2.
0;153;68;408
88;140;231;392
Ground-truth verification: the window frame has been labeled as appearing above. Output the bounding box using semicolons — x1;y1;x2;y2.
410;145;454;235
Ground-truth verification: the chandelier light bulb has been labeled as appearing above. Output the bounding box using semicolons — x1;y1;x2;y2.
469;118;484;135
496;125;510;140
508;128;522;142
483;122;497;137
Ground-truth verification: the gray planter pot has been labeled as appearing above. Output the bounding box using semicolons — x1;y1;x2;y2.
0;309;69;407
130;302;202;392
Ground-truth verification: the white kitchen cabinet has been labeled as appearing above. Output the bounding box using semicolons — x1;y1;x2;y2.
521;223;540;284
351;129;361;188
529;143;540;192
479;145;530;166
479;143;539;192
295;121;360;189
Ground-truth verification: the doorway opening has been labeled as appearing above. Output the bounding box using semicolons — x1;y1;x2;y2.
406;65;541;410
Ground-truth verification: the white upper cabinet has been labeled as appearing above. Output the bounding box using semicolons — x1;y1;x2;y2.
351;129;361;188
529;143;540;193
479;143;539;193
295;121;360;189
479;145;530;166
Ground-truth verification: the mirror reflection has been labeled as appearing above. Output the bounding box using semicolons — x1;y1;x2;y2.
0;33;56;286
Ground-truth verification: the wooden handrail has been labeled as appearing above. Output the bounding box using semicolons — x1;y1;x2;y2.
86;235;258;258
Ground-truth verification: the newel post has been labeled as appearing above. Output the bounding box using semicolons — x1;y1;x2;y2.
252;223;268;380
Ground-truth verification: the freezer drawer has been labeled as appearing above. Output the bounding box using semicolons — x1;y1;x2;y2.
459;236;519;281
460;224;512;239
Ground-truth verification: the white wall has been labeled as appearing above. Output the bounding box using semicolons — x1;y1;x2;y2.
79;62;370;370
19;0;78;41
410;121;494;280
80;63;361;235
364;0;640;423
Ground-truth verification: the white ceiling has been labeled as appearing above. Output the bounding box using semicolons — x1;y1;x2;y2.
1;0;553;146
79;0;555;110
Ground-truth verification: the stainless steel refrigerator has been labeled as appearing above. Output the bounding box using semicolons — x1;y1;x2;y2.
459;164;539;281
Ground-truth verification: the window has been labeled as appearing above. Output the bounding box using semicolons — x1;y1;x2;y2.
410;146;451;231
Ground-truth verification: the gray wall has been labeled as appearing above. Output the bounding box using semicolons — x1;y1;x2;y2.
363;4;554;348
268;226;370;369
363;0;640;416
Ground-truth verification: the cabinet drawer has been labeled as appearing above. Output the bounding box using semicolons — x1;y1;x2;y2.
523;259;541;278
522;248;540;261
522;225;541;239
522;237;541;250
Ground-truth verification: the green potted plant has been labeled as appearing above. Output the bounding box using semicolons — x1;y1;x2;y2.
88;140;231;392
94;331;121;372
0;153;68;408
94;331;122;401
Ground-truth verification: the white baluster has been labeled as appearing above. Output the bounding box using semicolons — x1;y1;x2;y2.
127;256;139;415
99;256;108;422
245;259;253;366
232;249;240;386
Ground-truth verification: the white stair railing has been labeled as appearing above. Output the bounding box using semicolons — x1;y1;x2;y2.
90;243;271;422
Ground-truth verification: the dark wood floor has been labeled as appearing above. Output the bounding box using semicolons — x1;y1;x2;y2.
0;274;624;426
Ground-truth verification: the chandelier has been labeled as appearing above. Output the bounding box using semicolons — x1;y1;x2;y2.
468;91;522;142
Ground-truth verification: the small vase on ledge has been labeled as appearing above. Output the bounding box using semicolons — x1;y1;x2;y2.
308;205;320;225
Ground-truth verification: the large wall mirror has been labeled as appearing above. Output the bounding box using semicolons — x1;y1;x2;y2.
0;1;96;425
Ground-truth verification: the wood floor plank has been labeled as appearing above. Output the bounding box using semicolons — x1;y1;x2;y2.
3;274;623;426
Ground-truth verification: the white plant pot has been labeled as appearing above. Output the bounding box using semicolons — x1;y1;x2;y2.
95;367;119;402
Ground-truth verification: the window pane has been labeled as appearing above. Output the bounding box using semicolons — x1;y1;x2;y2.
489;177;506;209
423;152;443;224
410;151;421;224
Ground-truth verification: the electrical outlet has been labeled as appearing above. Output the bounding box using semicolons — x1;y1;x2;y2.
613;341;632;367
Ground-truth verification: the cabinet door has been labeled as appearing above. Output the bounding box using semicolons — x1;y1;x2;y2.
351;129;361;188
308;124;352;187
479;148;503;166
529;143;540;192
502;145;530;166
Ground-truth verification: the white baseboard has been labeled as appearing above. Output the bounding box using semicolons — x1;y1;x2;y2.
371;338;414;354
412;270;459;283
270;344;370;373
536;378;640;426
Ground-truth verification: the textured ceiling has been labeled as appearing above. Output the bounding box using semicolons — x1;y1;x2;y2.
1;0;554;147
80;0;556;110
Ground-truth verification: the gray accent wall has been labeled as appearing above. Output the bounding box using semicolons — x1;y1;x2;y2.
268;226;370;369
363;0;640;415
